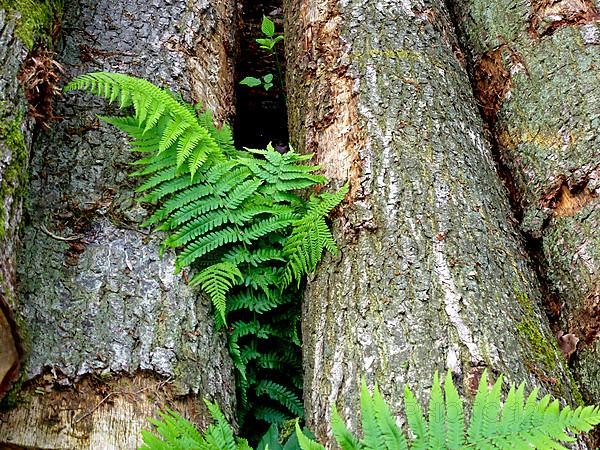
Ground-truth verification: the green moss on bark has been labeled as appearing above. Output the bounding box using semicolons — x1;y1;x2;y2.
0;106;28;241
515;291;583;404
0;0;62;49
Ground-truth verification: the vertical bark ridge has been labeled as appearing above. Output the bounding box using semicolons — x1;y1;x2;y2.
285;0;583;444
447;0;600;404
0;0;238;447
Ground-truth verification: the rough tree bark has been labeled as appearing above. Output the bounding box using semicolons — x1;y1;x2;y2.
0;8;31;400
0;0;239;448
448;0;600;404
284;0;585;445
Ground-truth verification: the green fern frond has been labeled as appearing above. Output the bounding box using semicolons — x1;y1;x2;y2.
443;371;464;449
204;400;238;450
255;380;304;417
254;407;290;426
130;151;178;177
138;174;199;204
281;184;347;288
227;290;287;314
230;319;264;342
223;246;285;267
403;384;429;449
175;228;241;269
428;371;446;449
140;409;205;450
142;183;214;227
295;423;326;450
65;72;221;176
372;384;409;450
295;371;600;450
360;379;388;449
331;406;361;450
189;262;242;323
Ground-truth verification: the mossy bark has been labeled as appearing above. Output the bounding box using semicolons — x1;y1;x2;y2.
448;0;600;404
284;0;585;445
0;8;32;401
0;0;239;448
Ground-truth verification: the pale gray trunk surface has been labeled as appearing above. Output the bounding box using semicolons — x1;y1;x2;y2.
284;0;583;444
0;8;31;399
448;0;600;403
0;0;238;448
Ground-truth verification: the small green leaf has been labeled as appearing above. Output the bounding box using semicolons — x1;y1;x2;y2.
264;83;274;91
261;15;276;37
263;74;274;83
240;76;262;87
295;422;325;450
273;35;284;45
256;38;274;49
258;423;283;450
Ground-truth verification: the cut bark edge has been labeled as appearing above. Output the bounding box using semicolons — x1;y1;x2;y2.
0;370;219;449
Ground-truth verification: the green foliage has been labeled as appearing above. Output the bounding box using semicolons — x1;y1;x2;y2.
65;72;345;427
0;0;63;49
140;372;600;449
240;15;284;92
140;405;311;450
295;370;600;450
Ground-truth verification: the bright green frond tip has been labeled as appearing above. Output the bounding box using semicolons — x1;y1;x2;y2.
140;403;250;450
65;72;221;178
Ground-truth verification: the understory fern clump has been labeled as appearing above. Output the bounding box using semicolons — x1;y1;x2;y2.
65;72;347;427
141;371;600;450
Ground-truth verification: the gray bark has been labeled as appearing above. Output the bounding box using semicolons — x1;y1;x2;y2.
0;0;238;448
0;8;31;400
284;0;584;445
448;0;600;403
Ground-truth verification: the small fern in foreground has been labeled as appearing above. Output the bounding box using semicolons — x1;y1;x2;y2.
140;371;600;449
296;370;600;450
140;403;311;450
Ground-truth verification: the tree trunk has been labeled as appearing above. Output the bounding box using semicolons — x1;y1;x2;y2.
284;0;584;444
448;0;600;404
0;0;239;448
0;8;31;400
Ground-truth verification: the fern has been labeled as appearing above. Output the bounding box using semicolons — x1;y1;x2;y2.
282;184;348;288
66;72;345;429
66;73;218;177
189;263;243;322
140;372;600;450
141;405;306;450
295;370;600;450
140;403;252;450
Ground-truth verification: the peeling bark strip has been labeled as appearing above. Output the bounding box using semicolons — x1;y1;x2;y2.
285;0;363;198
0;0;238;447
449;0;600;403
0;8;33;400
529;0;600;38
285;0;582;445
